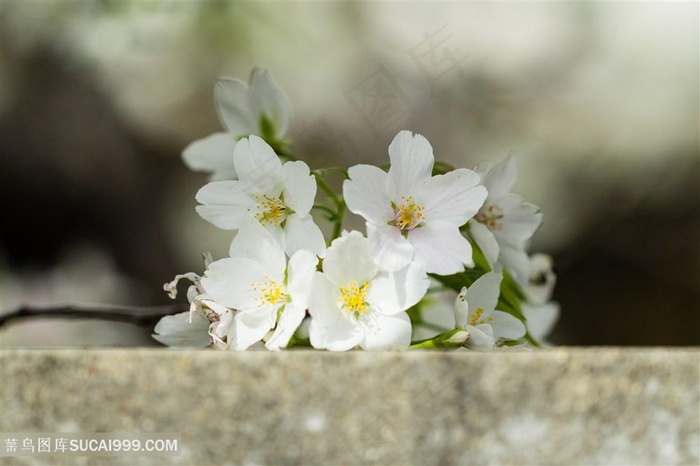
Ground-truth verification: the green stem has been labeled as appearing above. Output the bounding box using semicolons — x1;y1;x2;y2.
312;204;336;218
331;200;346;241
314;174;340;207
409;328;469;349
311;169;348;242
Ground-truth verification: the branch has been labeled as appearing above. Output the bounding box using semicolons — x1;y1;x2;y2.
0;304;188;329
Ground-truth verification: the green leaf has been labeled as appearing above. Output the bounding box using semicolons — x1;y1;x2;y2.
497;269;525;321
286;334;311;348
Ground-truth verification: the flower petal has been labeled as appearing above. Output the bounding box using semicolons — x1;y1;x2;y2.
367;223;414;272
284;215;326;258
265;302;306;351
230;306;276;350
482;154;517;200
281;160;315;215
195;180;252;229
182;132;237;181
408;222;473;275
490;310;526;340
215;77;256;136
464;272;502;316
309;314;363;351
387;131;434;199
366;262;429;315
498;242;531;287
209;308;234;349
454;286;469;328
468;220;500;265
286;249;319;310
343;164;393;224
522;301;560;342
497;195;543;245
233;135;283;192
419;168;486;225
248;68;292;138
228;219;286;281
464;324;495;351
308;272;342;326
200;257;268;310
323;231;377;286
360;312;411;350
152;311;211;347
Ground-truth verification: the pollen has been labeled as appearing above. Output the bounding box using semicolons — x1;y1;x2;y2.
475;203;504;231
469;307;493;326
391;196;425;231
252;276;288;306
248;194;290;227
338;280;371;318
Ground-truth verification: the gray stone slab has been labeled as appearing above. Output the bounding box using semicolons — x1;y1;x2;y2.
1;348;698;465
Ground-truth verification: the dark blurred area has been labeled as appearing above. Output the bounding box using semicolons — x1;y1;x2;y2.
0;2;697;346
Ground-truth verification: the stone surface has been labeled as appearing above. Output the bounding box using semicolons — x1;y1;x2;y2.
1;348;698;465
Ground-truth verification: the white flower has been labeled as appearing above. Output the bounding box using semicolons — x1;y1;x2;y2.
216;67;291;143
521;254;560;343
454;272;526;351
199;219;317;351
195;135;326;258
468;155;542;285
182;68;292;181
343;130;487;274
308;231;429;351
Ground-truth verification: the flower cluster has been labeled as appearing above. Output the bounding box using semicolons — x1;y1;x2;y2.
154;68;560;351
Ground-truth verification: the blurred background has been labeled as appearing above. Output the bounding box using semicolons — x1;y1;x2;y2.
0;1;697;347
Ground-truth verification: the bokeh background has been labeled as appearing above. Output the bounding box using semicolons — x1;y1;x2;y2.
0;1;698;347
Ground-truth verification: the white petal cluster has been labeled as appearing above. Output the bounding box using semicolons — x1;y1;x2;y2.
468;155;543;285
155;68;559;351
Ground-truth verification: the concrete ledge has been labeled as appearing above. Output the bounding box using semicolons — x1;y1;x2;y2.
1;348;699;465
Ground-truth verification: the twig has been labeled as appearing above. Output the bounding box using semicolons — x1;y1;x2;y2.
0;304;188;329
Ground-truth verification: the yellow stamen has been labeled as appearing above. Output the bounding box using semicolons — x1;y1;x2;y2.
338;280;371;318
469;307;492;326
391;196;425;231
252;276;288;306
248;194;290;227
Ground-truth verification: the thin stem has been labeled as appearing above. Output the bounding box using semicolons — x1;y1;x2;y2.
311;168;349;242
312;204;336;218
313;174;342;207
331;199;346;241
0;304;187;329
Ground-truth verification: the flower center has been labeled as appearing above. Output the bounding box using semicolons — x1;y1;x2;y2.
252;276;288;306
338;280;371;318
249;194;291;227
475;204;504;231
469;307;493;326
391;196;425;232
